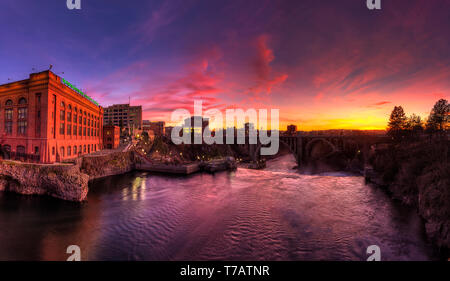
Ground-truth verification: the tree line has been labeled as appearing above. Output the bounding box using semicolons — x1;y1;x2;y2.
387;99;449;141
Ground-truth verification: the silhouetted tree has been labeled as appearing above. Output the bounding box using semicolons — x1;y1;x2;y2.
405;114;423;139
387;106;407;140
426;99;449;134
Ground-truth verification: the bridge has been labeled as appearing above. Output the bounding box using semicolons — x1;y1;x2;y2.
249;134;390;166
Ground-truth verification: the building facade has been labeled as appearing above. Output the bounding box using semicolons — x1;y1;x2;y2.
0;71;103;163
143;120;165;136
286;124;298;136
103;125;120;149
103;104;142;132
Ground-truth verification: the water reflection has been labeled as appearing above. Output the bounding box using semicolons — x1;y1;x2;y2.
0;154;438;260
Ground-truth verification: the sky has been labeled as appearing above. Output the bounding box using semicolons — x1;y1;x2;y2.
0;0;449;130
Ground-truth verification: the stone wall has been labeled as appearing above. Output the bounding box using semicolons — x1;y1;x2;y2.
79;151;135;180
0;161;89;201
0;151;136;202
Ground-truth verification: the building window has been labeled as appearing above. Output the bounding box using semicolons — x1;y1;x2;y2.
79;115;82;124
18;107;27;119
18;97;27;105
83;145;86;153
68;146;71;156
83;127;86;136
34;146;39;154
74;146;77;155
60;123;65;135
67;124;71;135
60;147;65;157
73;125;77;136
88;128;90;136
79;145;82;154
60;110;65;121
52;147;55;155
5;99;13;106
5;108;13;134
74;114;77;123
79;126;82;136
17;145;25;156
18;121;27;135
67;111;72;122
83;117;86;125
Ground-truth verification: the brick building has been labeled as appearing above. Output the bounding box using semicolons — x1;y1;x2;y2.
0;71;103;163
143;120;165;136
103;125;120;149
103;104;142;132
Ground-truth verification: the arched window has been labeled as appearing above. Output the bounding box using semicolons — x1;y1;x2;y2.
17;145;25;155
5;99;13;106
60;146;65;157
73;146;77;155
68;104;72;110
2;145;11;159
18;97;27;105
61;101;65;108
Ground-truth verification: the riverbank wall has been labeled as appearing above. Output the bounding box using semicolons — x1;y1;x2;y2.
0;150;238;202
79;151;136;180
0;160;89;201
365;140;450;251
0;151;136;202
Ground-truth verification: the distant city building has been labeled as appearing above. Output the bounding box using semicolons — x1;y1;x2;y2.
142;120;151;131
103;103;142;132
103;125;120;149
165;126;174;137
184;116;209;134
143;120;165;136
244;122;256;136
286;124;297;136
0;71;103;163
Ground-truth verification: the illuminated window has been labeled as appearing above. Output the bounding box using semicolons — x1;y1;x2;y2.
18;121;27;135
18;107;27;119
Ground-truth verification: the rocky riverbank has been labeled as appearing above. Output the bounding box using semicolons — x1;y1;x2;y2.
365;140;450;253
80;151;136;180
0;150;239;201
0;151;136;202
0;161;89;201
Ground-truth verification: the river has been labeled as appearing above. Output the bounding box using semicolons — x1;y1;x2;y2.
0;154;438;260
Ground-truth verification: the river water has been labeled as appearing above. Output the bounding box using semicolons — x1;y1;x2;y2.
0;154;438;260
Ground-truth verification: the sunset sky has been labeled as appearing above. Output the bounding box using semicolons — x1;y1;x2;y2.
1;0;449;130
